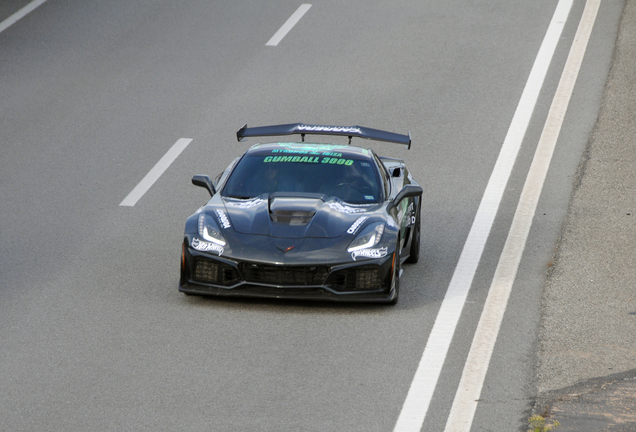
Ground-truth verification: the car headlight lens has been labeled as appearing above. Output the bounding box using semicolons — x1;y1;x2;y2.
198;213;226;246
347;222;384;252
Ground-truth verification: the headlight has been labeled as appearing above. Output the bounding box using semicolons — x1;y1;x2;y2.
198;213;226;246
347;222;384;252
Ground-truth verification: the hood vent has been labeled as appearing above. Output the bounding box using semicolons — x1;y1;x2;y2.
269;197;321;226
270;210;316;225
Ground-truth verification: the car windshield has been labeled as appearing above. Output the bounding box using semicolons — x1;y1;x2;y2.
222;150;382;204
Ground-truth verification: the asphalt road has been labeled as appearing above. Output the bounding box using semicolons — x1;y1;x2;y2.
0;1;625;431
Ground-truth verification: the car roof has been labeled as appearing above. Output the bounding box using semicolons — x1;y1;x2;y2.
246;142;376;159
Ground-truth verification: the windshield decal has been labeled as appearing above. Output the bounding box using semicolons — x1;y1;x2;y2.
271;148;321;155
263;155;354;165
264;155;320;163
322;157;354;165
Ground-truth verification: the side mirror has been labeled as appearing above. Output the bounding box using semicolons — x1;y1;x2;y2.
387;184;423;213
192;175;216;197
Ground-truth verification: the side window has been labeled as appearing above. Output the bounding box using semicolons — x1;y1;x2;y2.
372;153;390;200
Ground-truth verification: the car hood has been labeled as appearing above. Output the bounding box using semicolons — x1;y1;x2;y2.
219;195;378;239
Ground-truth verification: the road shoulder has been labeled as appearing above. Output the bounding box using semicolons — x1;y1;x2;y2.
534;0;636;429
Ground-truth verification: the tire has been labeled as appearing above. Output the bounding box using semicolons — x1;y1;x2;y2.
388;241;401;305
405;201;421;264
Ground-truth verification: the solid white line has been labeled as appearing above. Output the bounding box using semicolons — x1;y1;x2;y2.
266;4;311;46
120;138;193;207
392;1;574;431
444;1;601;430
0;0;48;34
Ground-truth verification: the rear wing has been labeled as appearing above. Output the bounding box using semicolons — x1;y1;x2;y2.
236;123;412;149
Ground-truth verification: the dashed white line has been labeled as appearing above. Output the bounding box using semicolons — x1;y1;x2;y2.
0;0;48;34
444;1;601;430
266;4;311;46
120;138;193;207
392;1;574;431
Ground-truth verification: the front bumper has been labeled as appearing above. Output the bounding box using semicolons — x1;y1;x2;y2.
179;243;397;303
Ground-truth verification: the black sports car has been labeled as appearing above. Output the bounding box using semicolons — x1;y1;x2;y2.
179;123;422;304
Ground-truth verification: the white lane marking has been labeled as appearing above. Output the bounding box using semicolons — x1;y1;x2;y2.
0;0;48;34
392;1;574;431
444;1;601;430
266;4;311;46
120;138;193;207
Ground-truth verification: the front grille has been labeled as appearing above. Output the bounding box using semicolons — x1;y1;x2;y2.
193;258;239;286
327;265;382;291
239;263;328;286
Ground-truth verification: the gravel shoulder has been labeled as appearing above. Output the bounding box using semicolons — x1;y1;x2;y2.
535;0;636;429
